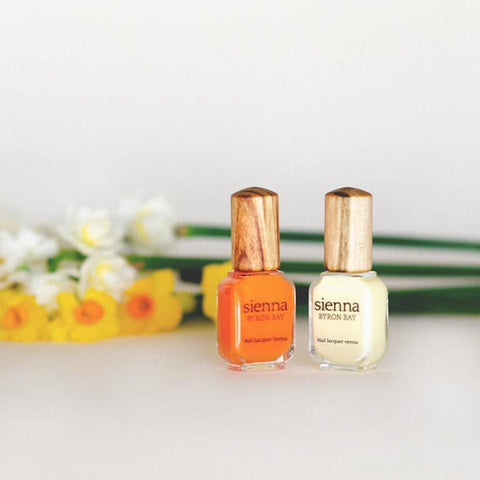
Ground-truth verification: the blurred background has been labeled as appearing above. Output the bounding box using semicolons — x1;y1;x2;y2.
1;0;479;237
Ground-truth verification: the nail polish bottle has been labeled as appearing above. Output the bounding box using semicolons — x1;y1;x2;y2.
309;187;388;371
217;187;295;371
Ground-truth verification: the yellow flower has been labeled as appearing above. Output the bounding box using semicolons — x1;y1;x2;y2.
51;288;118;342
201;261;231;323
174;291;197;315
0;289;48;342
119;269;182;335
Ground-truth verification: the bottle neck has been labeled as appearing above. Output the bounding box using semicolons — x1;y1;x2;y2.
230;269;282;278
322;270;376;278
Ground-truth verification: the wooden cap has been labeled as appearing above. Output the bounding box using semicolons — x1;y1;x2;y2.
231;187;280;271
324;187;372;273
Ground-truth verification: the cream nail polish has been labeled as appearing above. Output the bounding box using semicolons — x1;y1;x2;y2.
309;187;388;371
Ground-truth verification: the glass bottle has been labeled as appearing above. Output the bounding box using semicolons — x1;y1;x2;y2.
217;187;295;371
309;187;388;371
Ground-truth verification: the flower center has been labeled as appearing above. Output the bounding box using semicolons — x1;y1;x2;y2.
126;294;155;319
74;300;104;325
2;305;28;330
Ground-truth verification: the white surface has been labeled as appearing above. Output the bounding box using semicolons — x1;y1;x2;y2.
0;316;479;479
1;1;480;236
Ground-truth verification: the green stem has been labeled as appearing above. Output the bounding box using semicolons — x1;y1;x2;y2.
50;251;480;278
47;250;480;315
388;286;480;314
177;224;480;251
47;250;85;272
295;284;480;315
190;285;480;316
129;255;480;277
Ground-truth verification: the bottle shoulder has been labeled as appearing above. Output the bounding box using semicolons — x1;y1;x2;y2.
310;271;388;295
218;270;295;292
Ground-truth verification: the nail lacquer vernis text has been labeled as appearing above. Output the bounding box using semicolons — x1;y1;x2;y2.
309;187;388;371
217;187;295;371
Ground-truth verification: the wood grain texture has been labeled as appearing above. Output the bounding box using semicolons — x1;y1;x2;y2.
231;187;280;271
324;187;372;273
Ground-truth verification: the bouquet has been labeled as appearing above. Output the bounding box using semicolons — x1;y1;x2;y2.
0;196;478;342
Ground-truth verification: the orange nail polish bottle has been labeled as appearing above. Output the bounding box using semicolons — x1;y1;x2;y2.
217;187;296;371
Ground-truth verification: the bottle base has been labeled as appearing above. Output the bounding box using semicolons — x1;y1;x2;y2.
227;360;286;372
318;361;377;372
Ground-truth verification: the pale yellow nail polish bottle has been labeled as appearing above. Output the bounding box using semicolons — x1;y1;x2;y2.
309;187;388;371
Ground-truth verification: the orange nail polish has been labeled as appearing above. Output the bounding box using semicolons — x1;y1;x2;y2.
217;187;295;371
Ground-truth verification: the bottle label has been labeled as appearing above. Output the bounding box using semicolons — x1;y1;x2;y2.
241;299;292;346
310;278;387;366
217;273;295;364
312;296;364;360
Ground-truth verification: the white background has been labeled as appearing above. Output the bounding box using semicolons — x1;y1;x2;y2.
1;0;480;236
1;2;480;479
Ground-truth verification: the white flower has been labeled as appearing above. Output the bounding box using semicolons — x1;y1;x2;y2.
0;228;59;264
59;207;124;255
0;228;59;288
78;251;136;300
25;270;77;311
118;196;175;254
